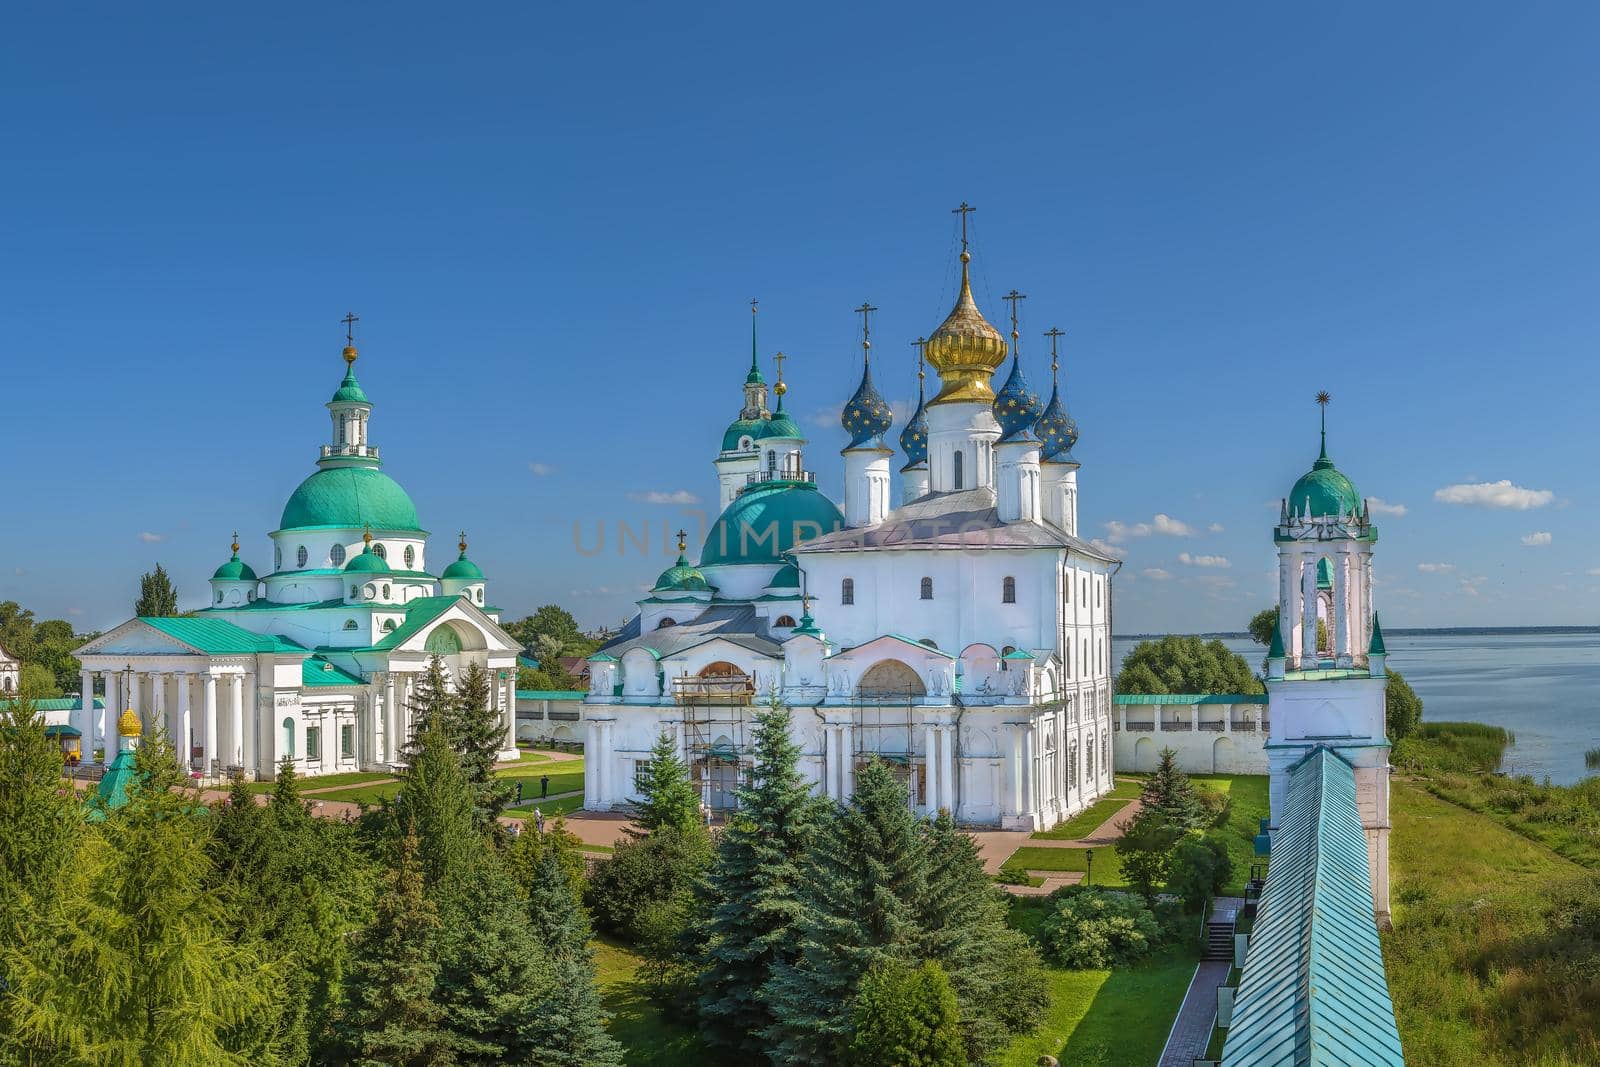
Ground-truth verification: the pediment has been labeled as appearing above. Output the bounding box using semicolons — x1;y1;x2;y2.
76;620;208;658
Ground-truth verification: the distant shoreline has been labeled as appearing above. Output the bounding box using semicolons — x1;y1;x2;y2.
1114;626;1600;641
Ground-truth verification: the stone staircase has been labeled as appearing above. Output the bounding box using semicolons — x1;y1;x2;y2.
1204;919;1235;960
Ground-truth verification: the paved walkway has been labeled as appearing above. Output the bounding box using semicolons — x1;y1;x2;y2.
973;796;1145;898
1157;960;1229;1067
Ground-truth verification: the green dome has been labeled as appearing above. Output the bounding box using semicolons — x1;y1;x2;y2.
767;560;801;589
442;554;484;581
654;553;713;593
722;417;765;453
701;482;844;567
344;546;392;574
1289;452;1361;519
330;366;370;405
280;466;421;532
757;405;803;441
211;553;258;582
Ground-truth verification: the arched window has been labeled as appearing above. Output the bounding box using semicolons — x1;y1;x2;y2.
952;450;964;490
382;619;396;632
920;577;933;600
330;543;346;566
1001;644;1015;669
404;545;415;568
475;588;483;602
774;614;797;627
657;617;677;629
425;627;464;655
364;584;376;600
216;591;224;604
767;450;777;472
382;584;391;599
1002;576;1016;603
274;545;282;570
296;545;308;568
343;619;358;630
373;542;387;560
282;717;295;759
841;578;855;605
350;584;358;598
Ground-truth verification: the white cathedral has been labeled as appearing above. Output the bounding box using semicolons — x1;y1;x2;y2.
72;335;523;780
580;227;1119;829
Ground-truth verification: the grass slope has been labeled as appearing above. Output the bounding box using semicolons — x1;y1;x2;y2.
1001;950;1199;1067
1031;778;1143;840
1383;778;1600;1065
594;938;706;1067
1192;774;1269;895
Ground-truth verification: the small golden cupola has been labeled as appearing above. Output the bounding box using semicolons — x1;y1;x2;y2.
117;708;142;738
924;202;1008;405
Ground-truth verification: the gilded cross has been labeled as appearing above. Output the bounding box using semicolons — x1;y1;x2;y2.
1044;327;1064;378
341;312;359;343
855;302;878;363
1003;290;1027;347
951;202;975;252
773;351;786;383
458;530;468;553
750;298;758;316
230;531;239;553
912;337;927;382
675;528;687;553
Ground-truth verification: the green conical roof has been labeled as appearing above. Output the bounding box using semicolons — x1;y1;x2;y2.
1368;613;1387;656
330;365;370;405
1268;616;1286;659
442;553;484;581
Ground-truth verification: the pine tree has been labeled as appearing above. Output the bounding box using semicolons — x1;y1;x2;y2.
340;832;452;1067
392;716;482;895
505;815;587;908
401;656;456;762
271;753;305;814
451;661;514;830
846;959;966;1067
134;562;180;617
523;849;623;1066
762;760;929;1065
632;729;700;835
697;701;820;1059
919;811;1048;1060
1142;747;1205;830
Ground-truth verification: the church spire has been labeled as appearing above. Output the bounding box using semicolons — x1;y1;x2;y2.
924;202;1008;405
738;300;769;420
842;302;892;448
321;313;380;470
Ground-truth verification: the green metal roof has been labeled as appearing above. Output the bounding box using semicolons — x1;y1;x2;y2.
371;596;463;651
1002;648;1036;660
756;405;804;440
1268;617;1286;659
515;689;587;700
344;546;392;574
330;366;370;405
441;553;485;581
1113;693;1270;705
701;481;844;567
279;466;421;533
653;552;713;593
302;656;364;687
88;746;141;820
3;697;106;712
1288;442;1361;520
139;617;307;655
43;724;83;737
721;416;766;453
1222;747;1403;1067
1368;614;1387;656
199;597;348;613
211;552;259;582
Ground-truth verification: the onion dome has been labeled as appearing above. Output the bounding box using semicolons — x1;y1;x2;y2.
899;391;928;467
924;248;1007;405
344;530;392;574
654;531;713;592
211;535;258;582
1288;397;1361;519
1036;381;1079;462
721;417;764;452
841;362;893;448
117;709;141;737
441;532;484;581
992;355;1042;441
758;392;804;440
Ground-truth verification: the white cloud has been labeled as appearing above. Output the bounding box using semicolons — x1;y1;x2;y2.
1368;498;1408;517
1416;563;1455;574
1521;531;1553;547
1588;568;1600;577
528;462;554;477
1193;575;1236;589
1459;575;1488;597
1105;514;1195;543
1090;538;1119;557
1434;481;1554;510
629;490;701;505
1178;552;1231;568
138;532;165;543
1207;522;1225;533
1142;568;1173;581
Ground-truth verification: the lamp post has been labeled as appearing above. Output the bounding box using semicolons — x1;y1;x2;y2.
1085;848;1094;887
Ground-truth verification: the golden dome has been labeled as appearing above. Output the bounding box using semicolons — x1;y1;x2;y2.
117;709;141;738
924;251;1008;405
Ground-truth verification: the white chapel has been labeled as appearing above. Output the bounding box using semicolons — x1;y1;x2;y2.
73;330;523;780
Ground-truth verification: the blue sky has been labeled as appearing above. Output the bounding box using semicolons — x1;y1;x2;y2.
3;2;1596;635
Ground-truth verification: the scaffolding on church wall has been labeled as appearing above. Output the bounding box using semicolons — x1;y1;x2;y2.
852;685;920;803
671;669;753;811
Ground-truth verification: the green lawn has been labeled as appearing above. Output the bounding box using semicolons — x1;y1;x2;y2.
499;769;583;797
1001;950;1200;1067
506;793;585;817
1032;779;1142;841
311;780;405;805
1002;845;1125;886
593;938;706;1066
243;770;395;794
1383;778;1600;1065
1192;773;1268;895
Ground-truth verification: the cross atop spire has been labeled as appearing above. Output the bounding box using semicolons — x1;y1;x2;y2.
1003;290;1027;349
749;298;760;374
1316;390;1332;458
1044;327;1064;384
773;351;787;398
458;530;468;554
230;531;239;555
855;302;878;365
912;337;927;386
675;528;688;554
952;201;975;254
341;312;360;365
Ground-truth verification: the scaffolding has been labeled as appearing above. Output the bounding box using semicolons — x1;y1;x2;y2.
852;684;919;803
671;669;753;811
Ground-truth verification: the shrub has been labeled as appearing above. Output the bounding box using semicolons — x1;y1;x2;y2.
1117;807;1182;903
1196;788;1230;828
847;959;967;1067
1038;888;1162;969
1166;836;1233;913
584;826;711;943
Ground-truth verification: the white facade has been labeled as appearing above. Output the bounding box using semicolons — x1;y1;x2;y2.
577;235;1118;829
74;339;522;780
1113;697;1269;774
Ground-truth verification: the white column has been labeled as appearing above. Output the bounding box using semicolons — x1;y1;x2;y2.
202;674;218;777
1022;725;1036;820
176;673;192;772
922;722;939;812
597;721;612;806
99;671;117;762
150;673;167;741
1300;554;1318;663
583;719;600;807
503;671;518;754
1334;547;1352;663
840;722;854;800
939;724;956;815
241;674;257;774
1008;726;1023;816
75;669;93;759
1359;549;1374;655
384;673;398;763
229;675;244;768
824;726;839;799
1285;550;1303;668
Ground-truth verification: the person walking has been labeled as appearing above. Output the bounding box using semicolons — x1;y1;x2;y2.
534;808;545;834
540;773;550;798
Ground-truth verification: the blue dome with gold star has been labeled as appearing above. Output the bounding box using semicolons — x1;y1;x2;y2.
841;362;893;448
899;389;928;467
1036;381;1079;463
992;355;1042;442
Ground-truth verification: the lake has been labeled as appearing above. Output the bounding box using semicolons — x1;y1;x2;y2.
1112;630;1600;786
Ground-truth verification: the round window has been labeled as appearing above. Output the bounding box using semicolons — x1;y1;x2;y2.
330;543;346;566
296;545;308;568
382;584;391;599
372;543;387;560
404;545;415;568
364;584;376;600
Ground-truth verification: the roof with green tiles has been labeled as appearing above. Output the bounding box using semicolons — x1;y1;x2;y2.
371;596;463;650
1222;747;1403;1066
278;466;422;532
516;689;587;700
302;656;365;687
2;697;106;712
1114;693;1270;705
138;617;307;655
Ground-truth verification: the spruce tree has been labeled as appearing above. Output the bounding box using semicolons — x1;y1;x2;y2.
1142;747;1205;830
505;815;587;907
846;959;966;1067
697;701;820;1059
340;832;451;1067
392;716;482;895
271;753;305;814
919;811;1048;1060
400;656;456;762
762;760;929;1065
451;661;514;830
632;729;701;835
523;849;623;1066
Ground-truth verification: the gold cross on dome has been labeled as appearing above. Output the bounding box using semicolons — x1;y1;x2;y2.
1003;290;1027;345
675;528;687;553
951;202;975;252
1044;326;1064;376
341;312;359;343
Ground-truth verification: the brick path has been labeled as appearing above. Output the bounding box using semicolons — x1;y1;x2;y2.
1156;960;1228;1067
973;796;1146;896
